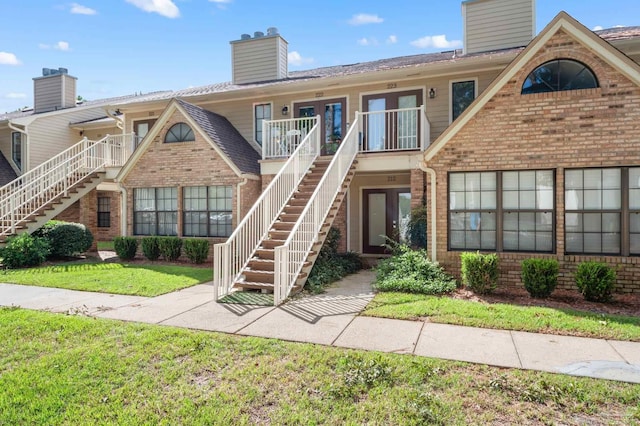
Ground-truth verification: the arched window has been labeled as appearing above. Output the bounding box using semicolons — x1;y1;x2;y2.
164;123;195;143
522;59;598;94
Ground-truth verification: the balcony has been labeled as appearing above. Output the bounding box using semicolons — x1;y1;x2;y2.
262;106;429;160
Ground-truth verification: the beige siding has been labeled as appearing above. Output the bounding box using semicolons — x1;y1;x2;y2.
33;74;77;113
464;0;534;54
231;36;287;84
27;107;111;169
81;127;120;141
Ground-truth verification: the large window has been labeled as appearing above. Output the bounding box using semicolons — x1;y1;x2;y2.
133;188;178;235
183;186;232;237
164;123;194;143
522;59;598;94
97;196;111;228
630;169;640;255
254;103;271;146
450;80;476;122
11;132;22;170
449;170;555;253
565;168;622;255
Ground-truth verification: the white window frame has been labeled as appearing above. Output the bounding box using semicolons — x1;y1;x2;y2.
449;77;478;124
11;131;22;171
253;102;272;146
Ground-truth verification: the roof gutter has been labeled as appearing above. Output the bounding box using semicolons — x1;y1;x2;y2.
418;160;437;262
105;108;124;130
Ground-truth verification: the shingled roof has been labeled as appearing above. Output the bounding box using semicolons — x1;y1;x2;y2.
0;151;18;186
176;99;260;175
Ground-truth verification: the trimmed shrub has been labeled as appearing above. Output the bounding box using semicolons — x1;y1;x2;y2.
141;236;161;261
1;233;50;269
159;237;182;261
114;237;138;261
460;251;498;295
374;245;456;294
184;239;209;264
521;258;559;298
575;261;616;302
34;220;93;258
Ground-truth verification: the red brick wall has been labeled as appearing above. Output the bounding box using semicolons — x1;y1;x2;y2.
95;191;121;242
427;29;640;293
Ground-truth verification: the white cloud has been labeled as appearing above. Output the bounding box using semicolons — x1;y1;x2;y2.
39;41;71;51
5;93;26;99
348;13;383;26
125;0;180;18
70;3;97;15
209;0;232;9
592;25;604;31
357;37;378;46
288;51;313;66
387;35;397;44
410;34;462;49
0;52;21;65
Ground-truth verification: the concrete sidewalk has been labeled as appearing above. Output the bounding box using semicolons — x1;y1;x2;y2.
1;271;640;384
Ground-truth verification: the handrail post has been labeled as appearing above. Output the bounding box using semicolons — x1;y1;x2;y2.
9;196;15;233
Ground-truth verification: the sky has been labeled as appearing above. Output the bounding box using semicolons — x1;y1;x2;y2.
0;0;638;113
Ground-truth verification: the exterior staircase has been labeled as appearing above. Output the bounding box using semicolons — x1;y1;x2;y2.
234;157;356;293
0;134;133;240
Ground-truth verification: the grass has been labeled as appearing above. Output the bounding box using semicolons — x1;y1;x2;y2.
363;292;640;341
97;240;115;251
0;308;638;425
0;262;212;297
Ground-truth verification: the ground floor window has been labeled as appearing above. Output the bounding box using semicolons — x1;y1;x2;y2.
565;167;640;256
133;187;177;236
97;196;111;228
448;169;554;252
183;186;232;237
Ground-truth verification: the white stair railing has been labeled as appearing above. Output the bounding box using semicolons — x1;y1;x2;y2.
262;116;317;159
0;134;135;236
273;113;361;305
214;116;321;300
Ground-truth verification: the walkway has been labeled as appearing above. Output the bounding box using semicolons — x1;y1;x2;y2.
1;271;639;384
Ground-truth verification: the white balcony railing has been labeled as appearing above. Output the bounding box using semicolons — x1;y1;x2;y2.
0;133;135;236
214;116;321;300
359;105;430;153
262;117;318;159
273;113;361;304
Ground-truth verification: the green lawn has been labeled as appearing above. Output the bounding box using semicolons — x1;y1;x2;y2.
363;292;640;342
0;262;212;297
0;308;638;425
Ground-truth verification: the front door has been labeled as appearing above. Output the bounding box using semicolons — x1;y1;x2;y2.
294;98;346;154
362;89;422;151
363;188;411;254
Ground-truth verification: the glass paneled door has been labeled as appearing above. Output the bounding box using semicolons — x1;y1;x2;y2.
134;119;157;149
294;98;346;155
363;188;411;253
362;89;423;152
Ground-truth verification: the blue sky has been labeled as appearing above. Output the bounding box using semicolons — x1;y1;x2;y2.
0;0;637;113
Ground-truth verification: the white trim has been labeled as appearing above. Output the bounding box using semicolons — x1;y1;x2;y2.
252;101;273;146
448;77;478;124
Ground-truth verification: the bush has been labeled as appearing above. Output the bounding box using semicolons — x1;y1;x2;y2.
34;220;93;258
460;251;498;295
374;244;456;294
521;258;559;298
184;239;209;264
159;237;182;261
141;236;161;261
114;237;138;261
306;227;362;293
575;261;616;302
1;233;50;269
407;203;427;249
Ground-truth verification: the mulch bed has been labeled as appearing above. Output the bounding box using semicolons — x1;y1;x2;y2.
451;286;640;317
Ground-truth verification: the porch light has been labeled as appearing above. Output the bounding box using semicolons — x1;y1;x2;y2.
429;88;437;99
281;105;289;115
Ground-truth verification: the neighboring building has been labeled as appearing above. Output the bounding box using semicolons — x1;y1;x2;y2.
1;0;639;298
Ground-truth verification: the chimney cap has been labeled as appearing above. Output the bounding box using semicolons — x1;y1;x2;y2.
254;31;264;38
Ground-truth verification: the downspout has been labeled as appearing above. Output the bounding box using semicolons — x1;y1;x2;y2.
105;108;124;130
236;176;250;225
118;183;128;236
418;160;437;262
8;121;28;172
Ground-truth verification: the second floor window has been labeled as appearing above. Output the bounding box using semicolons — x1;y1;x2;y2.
255;104;271;146
11;132;22;170
165;123;195;143
451;80;476;122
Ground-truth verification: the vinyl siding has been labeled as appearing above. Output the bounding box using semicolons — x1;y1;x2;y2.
464;0;534;54
27;107;110;169
33;74;77;113
231;36;287;84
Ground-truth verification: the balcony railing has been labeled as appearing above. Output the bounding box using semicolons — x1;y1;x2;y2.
262;107;430;159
